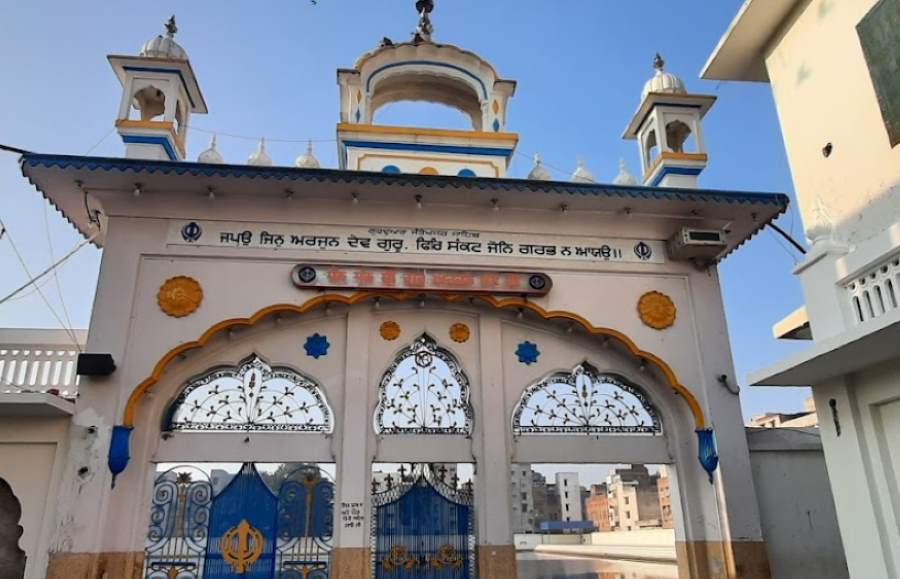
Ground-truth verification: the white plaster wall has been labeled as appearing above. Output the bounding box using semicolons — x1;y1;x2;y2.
812;356;900;578
350;149;504;177
746;428;847;579
0;417;69;579
763;0;900;245
55;187;765;567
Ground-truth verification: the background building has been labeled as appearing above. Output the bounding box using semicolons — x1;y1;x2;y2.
509;464;535;533
658;466;674;530
555;473;583;523
748;396;818;428
705;0;900;576
584;484;612;532
606;465;662;532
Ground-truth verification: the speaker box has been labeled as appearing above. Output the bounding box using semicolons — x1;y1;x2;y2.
77;353;116;376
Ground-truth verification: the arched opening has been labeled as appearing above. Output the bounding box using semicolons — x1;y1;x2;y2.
131;85;166;121
373;100;476;131
665;120;696;153
644;129;659;167
0;478;26;579
369;71;484;130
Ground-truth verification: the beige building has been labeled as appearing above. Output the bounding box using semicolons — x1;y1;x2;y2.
606;465;661;532
704;1;900;577
748;396;818;428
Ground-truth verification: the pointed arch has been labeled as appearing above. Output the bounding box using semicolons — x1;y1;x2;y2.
122;292;706;430
512;361;662;436
374;333;473;435
163;353;334;433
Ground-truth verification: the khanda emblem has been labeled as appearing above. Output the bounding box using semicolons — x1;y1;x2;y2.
220;519;264;574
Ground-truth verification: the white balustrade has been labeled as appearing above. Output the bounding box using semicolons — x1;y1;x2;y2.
845;254;900;324
0;331;84;398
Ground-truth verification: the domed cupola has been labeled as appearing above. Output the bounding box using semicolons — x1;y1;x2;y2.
623;54;716;189
197;135;224;164
139;16;188;60
295;140;321;169
527;154;551;181
335;0;518;177
108;16;207;161
641;53;686;101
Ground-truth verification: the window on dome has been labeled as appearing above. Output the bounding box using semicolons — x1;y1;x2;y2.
512;362;662;436
374;334;473;435
666;120;695;153
164;354;334;433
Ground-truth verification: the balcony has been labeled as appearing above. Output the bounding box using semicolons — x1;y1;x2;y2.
0;328;87;417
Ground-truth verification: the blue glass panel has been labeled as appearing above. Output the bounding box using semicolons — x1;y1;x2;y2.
382;165;401;174
456;169;476;177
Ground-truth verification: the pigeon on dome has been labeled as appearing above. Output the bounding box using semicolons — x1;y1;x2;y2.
641;53;686;101
412;0;435;43
248;138;273;167
612;159;637;186
197;135;224;164
295;140;321;169
527;154;551;181
571;157;595;183
139;16;188;60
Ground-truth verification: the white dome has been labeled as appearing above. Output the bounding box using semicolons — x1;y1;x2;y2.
248;138;273;167
197;135;224;164
527;154;551;181
295;140;320;169
612;159;637;186
571;157;595;184
140;17;187;60
641;53;686;101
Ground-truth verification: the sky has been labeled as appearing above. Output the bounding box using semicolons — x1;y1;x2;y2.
0;0;811;421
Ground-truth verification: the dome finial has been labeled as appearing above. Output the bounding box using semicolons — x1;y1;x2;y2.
165;15;178;38
527;153;551;181
613;158;637;186
198;134;224;164
248;137;273;167
413;0;435;43
295;139;321;169
653;52;665;71
572;156;595;184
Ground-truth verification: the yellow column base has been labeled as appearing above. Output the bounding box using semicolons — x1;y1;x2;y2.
331;547;371;578
476;544;517;579
46;552;144;579
676;541;771;579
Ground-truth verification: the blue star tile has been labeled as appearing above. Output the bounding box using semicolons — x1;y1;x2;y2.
516;341;540;365
304;333;330;359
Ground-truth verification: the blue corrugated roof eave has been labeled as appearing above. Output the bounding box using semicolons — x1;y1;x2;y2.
18;152;789;261
19;152;790;208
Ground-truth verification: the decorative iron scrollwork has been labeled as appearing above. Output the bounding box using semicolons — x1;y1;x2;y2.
374;334;473;435
512;362;661;435
166;354;334;433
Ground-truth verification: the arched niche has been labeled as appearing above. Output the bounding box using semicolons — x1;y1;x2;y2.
368;70;485;130
0;478;26;579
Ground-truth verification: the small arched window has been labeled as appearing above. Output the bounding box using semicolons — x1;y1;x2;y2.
374;334;473;435
457;168;476;177
132;85;166;121
419;166;439;175
164;354;333;433
665;120;694;153
644;129;659;166
512;362;661;436
382;165;401;174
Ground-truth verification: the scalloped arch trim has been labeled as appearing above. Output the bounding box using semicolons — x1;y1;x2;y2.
122;292;706;428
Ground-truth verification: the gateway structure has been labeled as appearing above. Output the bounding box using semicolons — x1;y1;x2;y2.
5;4;790;579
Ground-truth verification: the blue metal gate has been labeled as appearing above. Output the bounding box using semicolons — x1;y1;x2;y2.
372;464;474;579
143;463;333;579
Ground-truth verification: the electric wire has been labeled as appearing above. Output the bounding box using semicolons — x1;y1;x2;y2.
0;218;95;350
42;203;77;340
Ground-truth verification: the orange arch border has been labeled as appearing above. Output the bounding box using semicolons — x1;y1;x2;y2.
122;292;706;429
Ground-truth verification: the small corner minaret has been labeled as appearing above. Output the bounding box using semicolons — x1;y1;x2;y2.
108;16;208;161
623;53;716;188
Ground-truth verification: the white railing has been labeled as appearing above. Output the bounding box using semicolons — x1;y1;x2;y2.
845;254;900;324
0;329;86;398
